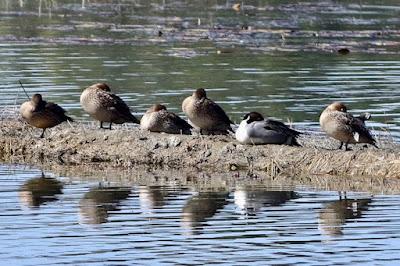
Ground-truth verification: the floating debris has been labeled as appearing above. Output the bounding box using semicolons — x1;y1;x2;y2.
233;3;241;11
338;48;350;55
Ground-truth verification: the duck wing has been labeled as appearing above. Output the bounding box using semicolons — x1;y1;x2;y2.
97;91;129;112
167;112;192;129
98;91;137;122
203;98;234;125
111;94;133;117
163;111;192;134
263;119;301;138
44;101;73;122
341;112;375;143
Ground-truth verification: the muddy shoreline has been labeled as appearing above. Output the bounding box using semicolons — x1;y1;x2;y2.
1;118;399;179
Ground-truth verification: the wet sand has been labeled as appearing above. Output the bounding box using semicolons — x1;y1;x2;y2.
1;118;399;179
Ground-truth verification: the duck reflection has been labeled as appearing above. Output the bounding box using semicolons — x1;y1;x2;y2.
318;193;372;237
19;174;63;209
78;185;131;224
234;187;297;215
181;191;229;235
139;186;183;213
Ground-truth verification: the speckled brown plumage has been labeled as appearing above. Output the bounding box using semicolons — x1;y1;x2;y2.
182;88;233;134
320;102;377;150
141;104;192;134
80;83;139;129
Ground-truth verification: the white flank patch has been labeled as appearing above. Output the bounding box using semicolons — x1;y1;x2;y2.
353;132;360;142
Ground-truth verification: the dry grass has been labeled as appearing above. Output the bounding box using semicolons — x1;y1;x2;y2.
0;106;20;120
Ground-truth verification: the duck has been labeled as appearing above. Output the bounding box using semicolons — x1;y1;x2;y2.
235;111;301;145
80;83;139;129
182;88;233;134
319;102;377;150
20;94;73;138
140;104;192;134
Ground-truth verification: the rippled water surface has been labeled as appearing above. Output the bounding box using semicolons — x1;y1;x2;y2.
0;0;400;138
2;2;400;264
1;164;400;265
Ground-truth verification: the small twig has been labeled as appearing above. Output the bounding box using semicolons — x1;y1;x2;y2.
383;110;393;143
19;80;30;100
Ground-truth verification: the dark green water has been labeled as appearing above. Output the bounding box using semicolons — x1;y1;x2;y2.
0;0;399;138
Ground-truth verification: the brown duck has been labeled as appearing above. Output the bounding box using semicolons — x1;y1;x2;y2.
20;94;73;138
319;102;377;150
182;88;233;134
80;83;139;129
141;104;192;134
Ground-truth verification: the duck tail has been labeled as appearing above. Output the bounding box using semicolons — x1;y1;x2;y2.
356;112;371;123
290;138;301;147
372;139;379;149
131;116;140;124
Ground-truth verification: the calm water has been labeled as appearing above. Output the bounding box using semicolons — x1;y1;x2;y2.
1;2;400;264
0;0;400;138
1;164;400;265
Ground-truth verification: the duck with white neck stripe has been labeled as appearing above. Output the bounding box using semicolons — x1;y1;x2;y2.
235;112;301;146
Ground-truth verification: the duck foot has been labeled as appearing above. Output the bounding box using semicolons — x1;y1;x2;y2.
344;143;352;151
338;142;343;150
100;122;113;130
338;142;352;151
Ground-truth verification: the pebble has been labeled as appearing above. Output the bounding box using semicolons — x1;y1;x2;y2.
153;140;169;149
204;150;212;157
236;144;246;152
168;136;181;147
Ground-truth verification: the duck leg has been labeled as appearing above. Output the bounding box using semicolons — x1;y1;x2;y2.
100;121;113;130
344;142;352;151
338;142;343;150
39;129;46;138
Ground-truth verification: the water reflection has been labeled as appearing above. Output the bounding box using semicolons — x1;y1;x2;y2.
234;187;297;216
318;192;372;237
139;185;183;214
78;185;131;225
3;164;400;265
18;173;63;209
181;191;229;235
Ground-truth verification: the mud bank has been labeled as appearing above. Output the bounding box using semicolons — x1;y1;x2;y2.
1;119;399;178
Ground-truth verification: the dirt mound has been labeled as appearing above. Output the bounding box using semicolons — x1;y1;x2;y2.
1;118;399;178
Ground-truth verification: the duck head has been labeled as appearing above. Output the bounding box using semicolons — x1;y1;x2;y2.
193;88;206;99
31;94;46;111
326;102;347;112
94;83;111;92
148;104;167;113
243;112;264;124
32;94;43;104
